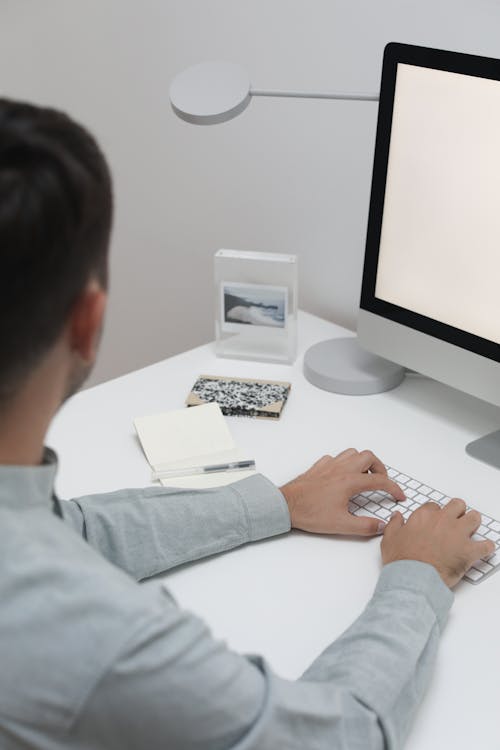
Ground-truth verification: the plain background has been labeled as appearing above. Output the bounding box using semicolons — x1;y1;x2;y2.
1;0;499;385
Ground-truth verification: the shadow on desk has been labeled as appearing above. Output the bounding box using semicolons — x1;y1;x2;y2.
384;374;500;436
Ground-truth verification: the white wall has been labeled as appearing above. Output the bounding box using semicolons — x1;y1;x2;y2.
1;0;499;385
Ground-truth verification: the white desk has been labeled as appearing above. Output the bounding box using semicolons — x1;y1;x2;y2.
48;311;500;750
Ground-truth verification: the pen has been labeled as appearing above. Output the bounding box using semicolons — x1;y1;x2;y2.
152;459;256;481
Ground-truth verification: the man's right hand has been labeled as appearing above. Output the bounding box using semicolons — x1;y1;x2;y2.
381;498;495;588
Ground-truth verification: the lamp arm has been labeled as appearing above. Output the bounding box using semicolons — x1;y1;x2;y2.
250;87;378;102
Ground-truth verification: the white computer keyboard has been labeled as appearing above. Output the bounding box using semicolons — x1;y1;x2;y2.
348;466;500;585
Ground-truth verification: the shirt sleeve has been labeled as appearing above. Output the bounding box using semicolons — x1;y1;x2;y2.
59;474;291;580
68;560;453;750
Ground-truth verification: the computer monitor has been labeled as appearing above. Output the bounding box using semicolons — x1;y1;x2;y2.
357;42;500;467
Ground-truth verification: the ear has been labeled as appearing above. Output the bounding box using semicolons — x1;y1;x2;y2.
67;279;107;364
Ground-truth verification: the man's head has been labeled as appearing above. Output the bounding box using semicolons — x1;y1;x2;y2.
0;98;113;407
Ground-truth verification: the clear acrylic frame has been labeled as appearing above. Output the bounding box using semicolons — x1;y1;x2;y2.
215;249;298;364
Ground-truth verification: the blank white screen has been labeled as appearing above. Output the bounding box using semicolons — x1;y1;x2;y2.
375;63;500;345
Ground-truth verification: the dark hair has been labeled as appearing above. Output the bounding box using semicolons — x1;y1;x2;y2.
0;98;113;402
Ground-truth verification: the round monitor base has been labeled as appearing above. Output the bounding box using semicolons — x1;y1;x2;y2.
466;430;500;469
303;337;405;395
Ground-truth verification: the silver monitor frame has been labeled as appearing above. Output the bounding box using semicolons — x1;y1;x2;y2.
357;43;500;465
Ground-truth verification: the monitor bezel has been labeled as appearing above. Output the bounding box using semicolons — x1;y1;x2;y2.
360;42;500;364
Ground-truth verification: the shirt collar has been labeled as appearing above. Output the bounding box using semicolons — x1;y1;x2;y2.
0;447;58;509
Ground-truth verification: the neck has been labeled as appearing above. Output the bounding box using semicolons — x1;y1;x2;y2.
0;402;49;467
0;355;66;467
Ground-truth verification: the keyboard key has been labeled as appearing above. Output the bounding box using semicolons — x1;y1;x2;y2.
395;473;410;483
376;507;391;519
387;468;398;478
473;560;494;574
406;479;421;490
489;521;500;533
464;568;483;582
418;485;432;495
365;501;379;512
414;494;429;505
486;530;500;542
353;508;379;520
378;492;395;502
429;490;444;502
478;525;490;536
354;496;369;506
482;515;493;526
484;552;500;565
379;497;397;509
405;488;417;499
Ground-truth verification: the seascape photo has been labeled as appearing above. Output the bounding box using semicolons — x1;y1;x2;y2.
222;282;287;329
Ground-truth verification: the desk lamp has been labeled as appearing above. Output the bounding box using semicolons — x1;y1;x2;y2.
170;61;405;394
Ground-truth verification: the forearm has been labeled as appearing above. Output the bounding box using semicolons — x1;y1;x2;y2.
70;561;452;750
60;474;291;580
300;560;454;748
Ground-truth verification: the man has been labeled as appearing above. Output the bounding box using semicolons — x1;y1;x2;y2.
0;97;492;750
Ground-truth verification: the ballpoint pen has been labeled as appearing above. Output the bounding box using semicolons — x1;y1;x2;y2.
152;459;256;482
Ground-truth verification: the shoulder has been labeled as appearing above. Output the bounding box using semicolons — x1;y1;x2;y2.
0;503;178;739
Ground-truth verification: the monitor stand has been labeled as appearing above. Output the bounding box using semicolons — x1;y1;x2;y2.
303;337;405;395
466;430;500;470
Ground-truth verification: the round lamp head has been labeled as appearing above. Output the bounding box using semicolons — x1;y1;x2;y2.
170;61;251;125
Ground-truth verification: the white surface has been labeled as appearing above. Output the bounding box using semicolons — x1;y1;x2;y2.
48;311;500;750
3;2;500;385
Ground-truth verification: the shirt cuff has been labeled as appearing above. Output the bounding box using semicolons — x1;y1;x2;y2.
375;560;454;632
230;474;291;542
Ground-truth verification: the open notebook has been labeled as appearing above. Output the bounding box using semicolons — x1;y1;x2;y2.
134;402;256;489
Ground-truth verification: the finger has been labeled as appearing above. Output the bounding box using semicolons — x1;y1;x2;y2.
340;513;386;537
311;454;335;470
348;449;387;476
469;539;495;563
442;497;467;518
383;510;405;539
411;501;441;516
334;448;359;462
460;509;481;535
351;473;406;502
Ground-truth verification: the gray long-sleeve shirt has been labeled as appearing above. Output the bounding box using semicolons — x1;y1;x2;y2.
0;449;453;750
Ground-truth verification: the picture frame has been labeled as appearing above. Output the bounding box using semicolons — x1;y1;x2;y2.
214;249;298;364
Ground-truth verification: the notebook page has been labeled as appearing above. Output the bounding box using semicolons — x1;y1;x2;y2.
134;402;234;470
134;402;256;488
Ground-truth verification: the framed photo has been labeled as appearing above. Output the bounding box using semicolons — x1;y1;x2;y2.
221;281;288;333
214;249;298;364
